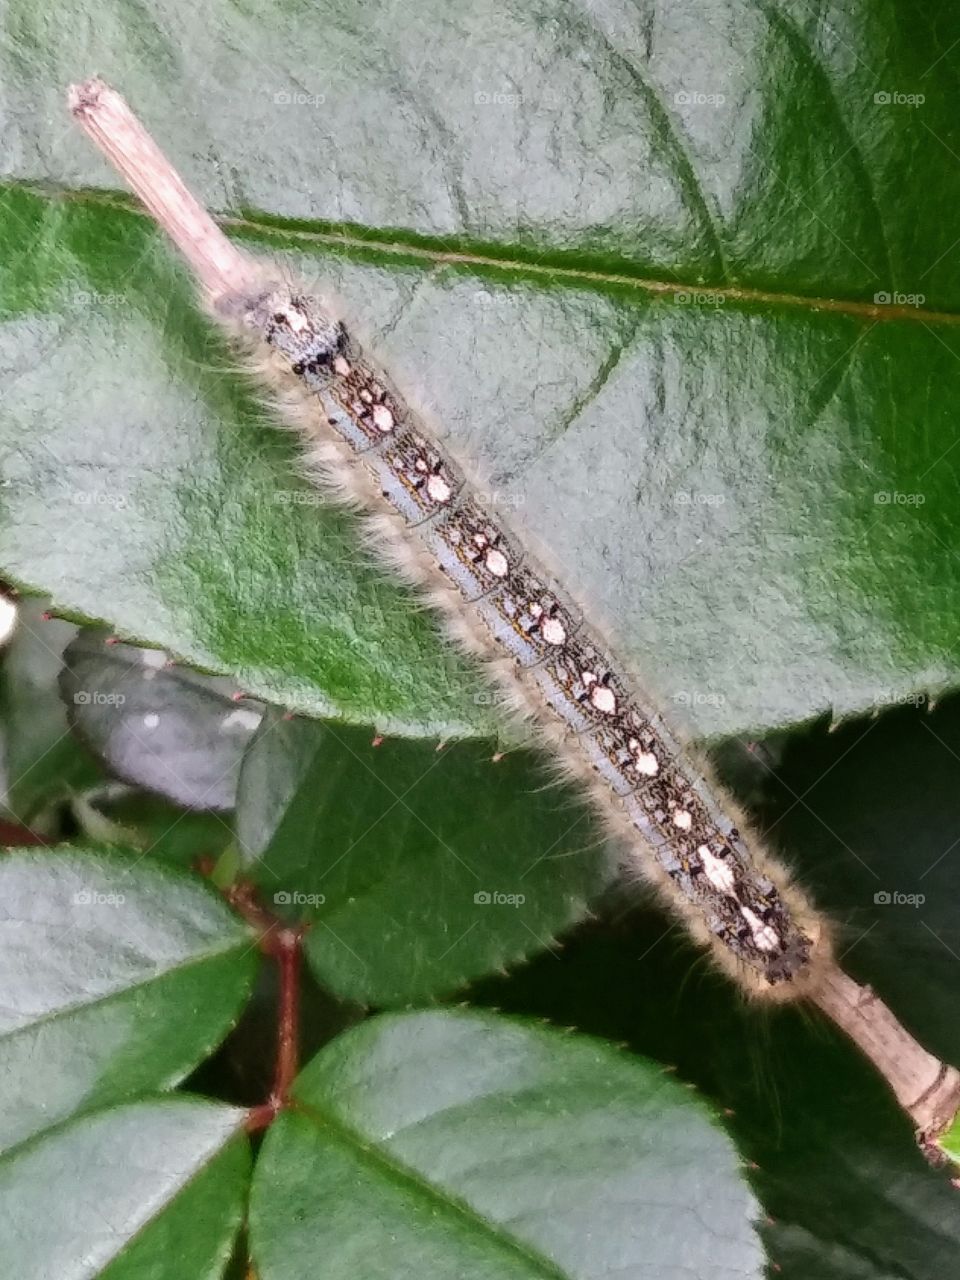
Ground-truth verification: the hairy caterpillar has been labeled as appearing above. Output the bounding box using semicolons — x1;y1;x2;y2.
67;78;960;1147
220;281;825;998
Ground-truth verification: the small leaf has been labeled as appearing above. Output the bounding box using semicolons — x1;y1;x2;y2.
0;1097;249;1280
61;631;265;811
235;714;615;1004
250;1009;763;1280
0;847;257;1150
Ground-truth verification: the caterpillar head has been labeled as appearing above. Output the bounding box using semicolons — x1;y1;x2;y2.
216;283;345;374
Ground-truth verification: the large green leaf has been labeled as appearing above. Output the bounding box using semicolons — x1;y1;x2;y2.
0;847;257;1150
2;1;959;738
249;1009;763;1280
234;712;613;1005
0;1097;249;1280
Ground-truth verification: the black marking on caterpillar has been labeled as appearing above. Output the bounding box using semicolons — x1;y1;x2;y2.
221;280;828;997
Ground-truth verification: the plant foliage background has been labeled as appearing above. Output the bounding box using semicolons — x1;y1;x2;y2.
1;1;960;1275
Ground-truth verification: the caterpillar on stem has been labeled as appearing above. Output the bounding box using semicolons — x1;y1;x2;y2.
68;77;960;1159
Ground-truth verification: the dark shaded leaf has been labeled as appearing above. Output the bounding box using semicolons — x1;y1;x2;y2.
62;630;264;810
235;713;614;1004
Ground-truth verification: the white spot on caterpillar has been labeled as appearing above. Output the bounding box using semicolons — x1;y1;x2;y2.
632;746;659;777
333;355;351;376
372;404;394;433
672;809;693;831
427;474;452;503
699;844;736;895
143;713;160;730
486;548;509;578
590;684;617;715
741;906;780;952
541;616;566;645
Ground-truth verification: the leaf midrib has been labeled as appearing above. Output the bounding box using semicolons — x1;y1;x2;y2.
290;1096;573;1280
8;180;960;326
0;934;249;1042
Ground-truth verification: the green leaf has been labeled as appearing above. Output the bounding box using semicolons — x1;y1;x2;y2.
235;713;614;1004
0;1097;249;1280
4;2;960;737
249;1009;763;1280
61;630;265;811
0;847;257;1150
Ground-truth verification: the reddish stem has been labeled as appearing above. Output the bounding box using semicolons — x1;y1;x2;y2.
245;915;306;1131
195;864;307;1134
0;821;52;846
275;931;302;1097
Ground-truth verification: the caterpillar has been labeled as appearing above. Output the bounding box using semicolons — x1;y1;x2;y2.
69;78;824;998
66;77;960;1147
219;280;825;998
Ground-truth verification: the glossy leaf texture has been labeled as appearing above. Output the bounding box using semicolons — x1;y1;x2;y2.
0;1097;249;1280
234;713;615;1005
249;1009;764;1280
0;847;258;1150
0;0;958;737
